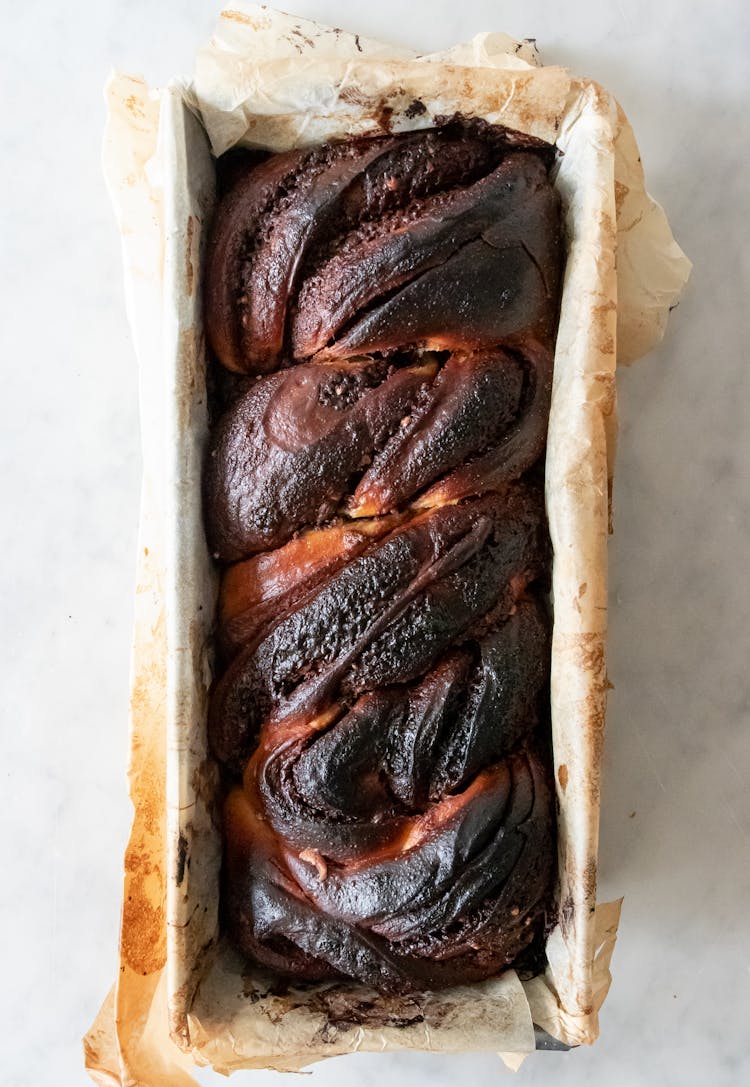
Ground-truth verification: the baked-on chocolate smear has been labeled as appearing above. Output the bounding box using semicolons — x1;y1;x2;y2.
202;120;563;994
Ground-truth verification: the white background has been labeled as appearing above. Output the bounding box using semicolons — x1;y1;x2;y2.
1;2;749;1085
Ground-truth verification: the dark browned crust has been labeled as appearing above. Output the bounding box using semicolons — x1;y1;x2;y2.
202;121;562;994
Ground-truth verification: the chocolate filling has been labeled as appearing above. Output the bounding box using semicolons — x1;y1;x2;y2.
202;119;563;994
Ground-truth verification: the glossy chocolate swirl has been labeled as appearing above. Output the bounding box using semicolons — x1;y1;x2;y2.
203;121;562;993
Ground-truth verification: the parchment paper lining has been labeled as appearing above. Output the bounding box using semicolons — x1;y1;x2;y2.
85;6;690;1083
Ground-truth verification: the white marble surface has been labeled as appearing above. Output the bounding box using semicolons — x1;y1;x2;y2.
2;1;749;1084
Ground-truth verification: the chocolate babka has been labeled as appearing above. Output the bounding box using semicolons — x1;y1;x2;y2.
203;119;563;994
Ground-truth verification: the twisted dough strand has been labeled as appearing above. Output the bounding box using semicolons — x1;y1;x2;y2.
203;122;562;993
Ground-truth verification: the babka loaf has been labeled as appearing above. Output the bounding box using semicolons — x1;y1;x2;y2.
203;119;563;994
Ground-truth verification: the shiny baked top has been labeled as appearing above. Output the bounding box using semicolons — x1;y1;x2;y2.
202;120;562;993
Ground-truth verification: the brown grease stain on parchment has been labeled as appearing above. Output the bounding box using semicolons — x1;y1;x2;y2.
220;9;272;30
121;606;168;976
185;215;197;296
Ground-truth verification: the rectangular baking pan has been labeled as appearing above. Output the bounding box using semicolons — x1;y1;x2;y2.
160;65;616;1065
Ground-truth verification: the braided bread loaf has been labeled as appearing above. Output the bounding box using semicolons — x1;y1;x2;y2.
203;120;562;993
